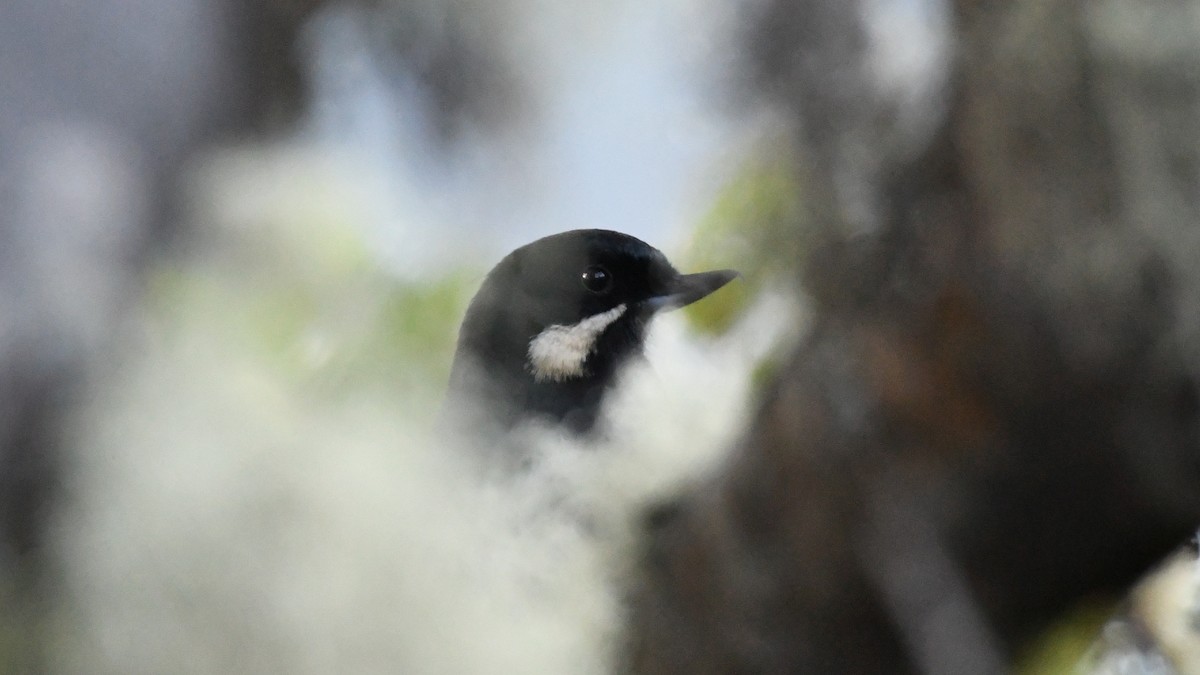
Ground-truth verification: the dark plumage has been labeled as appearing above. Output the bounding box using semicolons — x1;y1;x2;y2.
446;229;738;435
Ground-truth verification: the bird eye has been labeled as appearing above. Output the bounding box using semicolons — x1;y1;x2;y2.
581;265;612;294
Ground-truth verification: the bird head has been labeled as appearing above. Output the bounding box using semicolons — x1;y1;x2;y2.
447;229;738;434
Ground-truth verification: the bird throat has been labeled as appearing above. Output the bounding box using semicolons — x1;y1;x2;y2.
526;304;628;383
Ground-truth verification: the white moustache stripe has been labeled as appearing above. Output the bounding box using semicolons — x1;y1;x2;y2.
527;304;628;383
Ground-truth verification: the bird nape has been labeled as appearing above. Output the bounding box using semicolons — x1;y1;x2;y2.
445;229;738;436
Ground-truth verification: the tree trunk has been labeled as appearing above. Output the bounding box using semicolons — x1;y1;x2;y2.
627;0;1200;671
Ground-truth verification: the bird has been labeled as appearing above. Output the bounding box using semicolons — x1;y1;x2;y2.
445;229;738;436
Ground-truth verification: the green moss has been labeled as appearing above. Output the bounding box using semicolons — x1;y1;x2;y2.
1016;598;1115;675
341;270;476;392
682;139;807;335
145;247;476;408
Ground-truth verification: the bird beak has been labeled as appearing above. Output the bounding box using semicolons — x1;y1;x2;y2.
646;269;740;312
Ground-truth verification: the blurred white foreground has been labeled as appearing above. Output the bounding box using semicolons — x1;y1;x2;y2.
48;145;800;674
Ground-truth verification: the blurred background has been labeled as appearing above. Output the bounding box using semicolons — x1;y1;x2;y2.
3;0;1199;673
